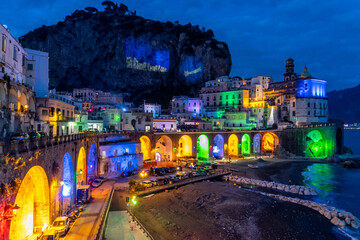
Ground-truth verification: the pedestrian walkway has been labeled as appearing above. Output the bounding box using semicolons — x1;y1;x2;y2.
104;211;149;240
63;181;114;240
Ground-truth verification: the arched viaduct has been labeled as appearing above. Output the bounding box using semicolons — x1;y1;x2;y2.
134;123;343;162
0;122;343;239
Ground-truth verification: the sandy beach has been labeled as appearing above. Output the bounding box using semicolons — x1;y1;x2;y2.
130;159;342;240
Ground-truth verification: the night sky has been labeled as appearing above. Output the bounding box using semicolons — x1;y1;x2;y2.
1;0;359;91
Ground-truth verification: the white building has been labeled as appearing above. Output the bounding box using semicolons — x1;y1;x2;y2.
144;103;161;118
0;24;27;84
153;119;177;132
25;48;49;97
121;112;153;132
171;96;203;119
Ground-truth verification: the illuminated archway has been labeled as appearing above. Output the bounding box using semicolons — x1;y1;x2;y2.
10;166;50;240
253;134;262;154
241;134;251;155
213;134;224;159
178;135;192;157
228;134;239;158
262;132;279;153
87;143;97;181
62;153;73;197
77;147;87;186
305;130;327;158
19;93;27;110
140;136;152;160
197;135;209;161
155;136;173;161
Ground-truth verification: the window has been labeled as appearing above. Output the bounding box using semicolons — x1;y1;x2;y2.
292;111;296;116
226;95;229;100
13;46;17;61
292;102;295;107
1;36;6;52
111;113;114;120
314;103;316;108
42;109;48;116
308;111;310;116
194;102;196;106
277;99;280;104
308;103;310;108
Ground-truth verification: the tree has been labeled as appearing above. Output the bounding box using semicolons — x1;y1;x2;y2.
85;7;98;14
102;1;116;11
119;3;129;15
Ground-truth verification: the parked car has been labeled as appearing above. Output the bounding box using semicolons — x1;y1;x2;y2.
91;179;103;188
143;180;153;188
11;133;29;141
189;171;201;177
120;171;132;177
169;167;176;173
29;131;41;139
51;216;70;236
154;168;166;176
40;229;60;240
39;132;47;138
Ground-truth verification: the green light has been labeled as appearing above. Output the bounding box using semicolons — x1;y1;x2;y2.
197;135;209;161
305;130;328;158
131;196;137;205
241;134;251;155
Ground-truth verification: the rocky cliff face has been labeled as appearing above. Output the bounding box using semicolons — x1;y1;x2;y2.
19;5;232;105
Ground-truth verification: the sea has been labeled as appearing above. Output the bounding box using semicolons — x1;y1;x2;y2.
300;129;360;239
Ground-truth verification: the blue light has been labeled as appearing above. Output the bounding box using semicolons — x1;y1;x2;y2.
126;37;170;71
62;153;73;197
62;182;72;197
179;56;203;84
297;79;327;98
123;108;126;112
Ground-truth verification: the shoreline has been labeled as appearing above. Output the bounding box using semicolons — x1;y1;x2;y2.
130;159;347;240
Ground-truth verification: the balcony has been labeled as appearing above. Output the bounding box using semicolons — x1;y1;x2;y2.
56;116;75;122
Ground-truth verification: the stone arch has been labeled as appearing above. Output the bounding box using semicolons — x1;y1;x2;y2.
87;143;97;181
140;136;152;160
8;88;17;110
10;166;50;240
197;135;209;161
19;92;27;110
253;133;262;154
241;134;251;155
28;97;35;112
77;147;87;186
62;153;73;198
228;134;239;158
0;83;5;107
155;135;173;161
305;130;327;158
178;135;192;157
336;128;343;154
213;134;224;159
262;132;279;153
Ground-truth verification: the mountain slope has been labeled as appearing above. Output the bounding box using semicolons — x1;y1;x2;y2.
328;84;360;123
19;4;231;105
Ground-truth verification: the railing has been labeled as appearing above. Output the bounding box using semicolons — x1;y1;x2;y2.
93;185;114;240
127;209;154;240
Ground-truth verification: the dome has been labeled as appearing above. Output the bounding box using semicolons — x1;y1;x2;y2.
301;65;311;78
